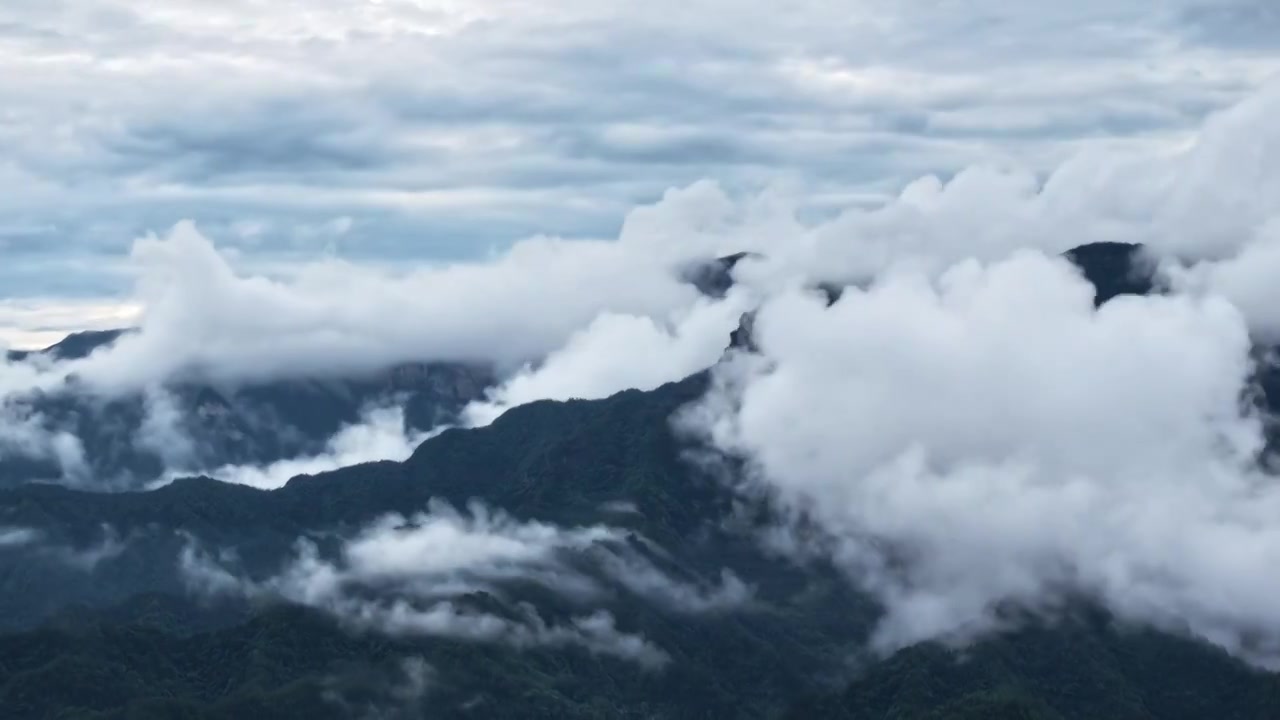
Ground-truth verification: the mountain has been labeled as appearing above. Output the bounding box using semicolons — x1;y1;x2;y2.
0;371;876;718
0;329;494;489
8;596;1276;720
681;252;757;299
0;243;1275;718
1062;242;1157;306
785;613;1280;720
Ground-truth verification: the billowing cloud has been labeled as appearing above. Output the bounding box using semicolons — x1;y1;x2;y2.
680;248;1280;666
1167;221;1280;340
3;202;726;394
187;406;437;490
713;79;1280;298
464;293;750;425
182;500;749;666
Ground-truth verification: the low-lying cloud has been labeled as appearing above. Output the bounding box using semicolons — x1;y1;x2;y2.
464;294;750;425
322;656;437;720
0;526;39;548
185;406;437;491
182;500;749;667
0;523;128;571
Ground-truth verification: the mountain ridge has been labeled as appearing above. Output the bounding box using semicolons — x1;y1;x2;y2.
1;242;1275;719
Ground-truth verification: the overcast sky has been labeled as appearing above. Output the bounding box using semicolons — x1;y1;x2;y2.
2;0;1279;345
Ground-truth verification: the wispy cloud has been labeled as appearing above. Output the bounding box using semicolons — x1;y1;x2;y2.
0;524;128;571
181;499;750;667
322;656;437;720
173;405;438;490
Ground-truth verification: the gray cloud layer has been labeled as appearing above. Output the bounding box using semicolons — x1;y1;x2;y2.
1;0;1278;302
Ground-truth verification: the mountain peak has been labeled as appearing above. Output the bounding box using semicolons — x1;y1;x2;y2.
6;328;130;363
1062;242;1156;306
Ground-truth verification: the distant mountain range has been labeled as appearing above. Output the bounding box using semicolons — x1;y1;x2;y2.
6;329;131;363
1;331;494;490
1;244;1276;719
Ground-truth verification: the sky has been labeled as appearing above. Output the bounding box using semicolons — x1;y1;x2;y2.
3;0;1280;347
